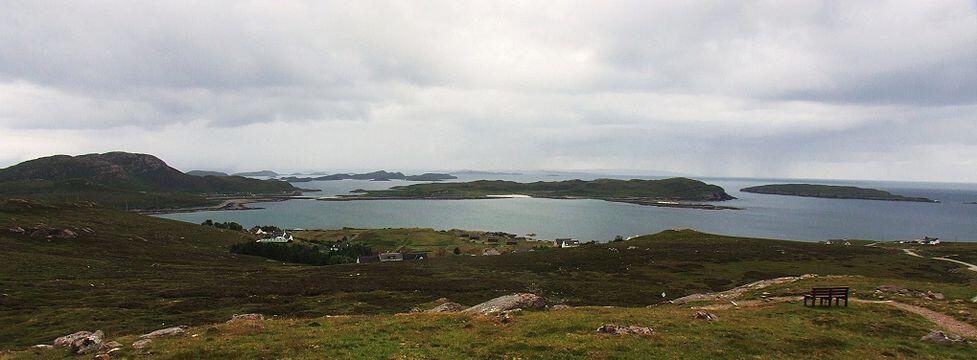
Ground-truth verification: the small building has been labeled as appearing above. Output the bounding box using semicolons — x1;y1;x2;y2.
249;226;267;236
256;230;293;243
824;239;852;246
357;255;379;264
379;252;404;262
554;238;580;248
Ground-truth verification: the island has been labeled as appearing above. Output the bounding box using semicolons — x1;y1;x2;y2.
321;177;739;210
283;171;457;182
186;170;229;177
233;170;279;177
741;184;937;202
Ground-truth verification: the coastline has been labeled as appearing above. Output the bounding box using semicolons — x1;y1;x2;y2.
319;195;741;210
138;195;317;215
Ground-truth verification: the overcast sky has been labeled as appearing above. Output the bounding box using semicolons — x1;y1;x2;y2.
1;1;976;181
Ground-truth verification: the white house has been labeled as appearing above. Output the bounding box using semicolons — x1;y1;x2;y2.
555;238;580;248
256;231;293;243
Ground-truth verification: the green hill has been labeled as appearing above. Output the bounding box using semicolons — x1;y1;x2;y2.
0;152;298;209
741;184;937;202
346;177;735;202
1;199;975;353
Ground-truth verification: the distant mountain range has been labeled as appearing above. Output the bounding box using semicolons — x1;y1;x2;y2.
282;171;457;182
0;152;298;209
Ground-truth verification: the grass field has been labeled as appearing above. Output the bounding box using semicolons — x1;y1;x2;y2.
291;228;548;255
1;199;975;357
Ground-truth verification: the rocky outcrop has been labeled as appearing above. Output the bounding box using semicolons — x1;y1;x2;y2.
596;324;654;335
53;331;92;347
462;293;545;315
131;339;153;349
68;330;104;354
920;330;962;344
670;274;818;305
227;313;265;323
876;285;946;301
140;326;188;339
425;302;467;313
693;311;719;321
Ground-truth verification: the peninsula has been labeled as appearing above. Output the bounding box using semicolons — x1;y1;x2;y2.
282;171;457;182
324;177;738;209
741;184;937;202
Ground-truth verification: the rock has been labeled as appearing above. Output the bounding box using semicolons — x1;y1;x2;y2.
462;293;545;315
693;311;719;321
103;341;123;349
499;309;521;324
7;227;25;234
53;331;92;347
596;324;654;336
140;326;188;339
94;354;111;360
131;339;152;349
30;344;54;350
927;291;946;300
920;330;962;344
69;330;104;354
227;313;265;323
971;295;977;303
877;284;903;293
57;229;78;239
550;304;572;310
30;229;49;239
425;302;467;313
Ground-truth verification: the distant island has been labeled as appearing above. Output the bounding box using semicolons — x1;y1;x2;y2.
187;170;229;177
283;171;457;182
325;177;738;210
452;170;522;176
233;170;279;177
741;184;937;202
0;152;300;210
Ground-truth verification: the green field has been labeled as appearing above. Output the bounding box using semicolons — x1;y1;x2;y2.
1;199;976;357
741;184;937;202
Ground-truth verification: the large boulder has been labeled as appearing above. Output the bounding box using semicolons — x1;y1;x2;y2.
227;313;265;323
462;293;545;315
920;330;962;344
425;302;467;313
53;331;92;347
596;324;654;335
140;326;188;339
68;330;104;354
693;311;719;321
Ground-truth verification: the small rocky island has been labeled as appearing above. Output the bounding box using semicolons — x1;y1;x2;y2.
741;184;937;202
322;177;739;210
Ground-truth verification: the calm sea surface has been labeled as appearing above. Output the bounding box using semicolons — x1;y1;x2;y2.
156;174;977;242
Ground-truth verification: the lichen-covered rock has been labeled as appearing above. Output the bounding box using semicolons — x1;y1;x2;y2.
139;326;188;339
53;331;92;347
693;311;719;321
425;302;467;313
131;339;152;349
462;293;545;315
920;330;962;344
69;330;104;354
596;324;654;335
227;313;265;323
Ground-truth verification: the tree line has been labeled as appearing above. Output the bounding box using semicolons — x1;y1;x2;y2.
230;241;372;265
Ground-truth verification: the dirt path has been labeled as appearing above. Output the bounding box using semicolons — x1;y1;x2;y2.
693;296;977;339
900;248;977;272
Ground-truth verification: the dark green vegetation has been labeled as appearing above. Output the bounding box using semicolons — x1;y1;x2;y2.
201;219;244;231
186;170;229;177
230;241;371;265
0;152;299;209
741;184;937;202
2;198;976;352
344;177;735;202
282;171;457;182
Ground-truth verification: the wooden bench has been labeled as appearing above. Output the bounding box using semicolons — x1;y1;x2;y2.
803;287;849;307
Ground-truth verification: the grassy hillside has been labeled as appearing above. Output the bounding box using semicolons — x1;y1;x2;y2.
9;302;975;359
348;177;735;201
0;152;298;209
291;228;547;255
741;184;937;202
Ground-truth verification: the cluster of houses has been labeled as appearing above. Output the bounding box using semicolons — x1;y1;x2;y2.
357;251;428;264
823;239;853;246
900;237;941;245
252;228;294;243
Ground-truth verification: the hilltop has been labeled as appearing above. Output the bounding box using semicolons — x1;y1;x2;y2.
337;177;737;209
0;152;299;209
742;184;937;202
2;198;976;356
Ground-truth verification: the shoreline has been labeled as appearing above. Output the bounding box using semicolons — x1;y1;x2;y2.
138;195;317;215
